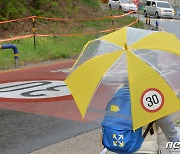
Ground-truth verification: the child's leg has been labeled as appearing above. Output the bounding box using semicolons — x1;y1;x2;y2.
156;116;179;142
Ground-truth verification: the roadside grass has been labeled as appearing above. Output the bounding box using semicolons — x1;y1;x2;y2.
0;35;98;69
0;11;145;70
81;0;100;9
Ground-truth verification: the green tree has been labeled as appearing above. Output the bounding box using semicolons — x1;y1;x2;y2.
0;0;27;20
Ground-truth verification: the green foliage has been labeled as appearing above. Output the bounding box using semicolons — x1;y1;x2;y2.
81;0;100;9
0;0;62;19
0;35;96;69
0;1;27;20
65;0;74;15
0;0;101;20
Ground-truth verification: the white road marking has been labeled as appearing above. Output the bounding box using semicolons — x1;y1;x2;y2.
50;68;70;73
0;80;71;99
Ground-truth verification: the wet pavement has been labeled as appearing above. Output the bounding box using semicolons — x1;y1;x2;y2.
0;108;99;154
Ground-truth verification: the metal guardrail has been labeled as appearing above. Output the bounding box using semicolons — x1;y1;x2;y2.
0;44;19;68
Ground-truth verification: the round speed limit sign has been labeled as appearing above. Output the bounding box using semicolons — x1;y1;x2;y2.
141;88;164;112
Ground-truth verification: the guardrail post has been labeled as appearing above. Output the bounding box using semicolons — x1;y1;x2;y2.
155;21;159;31
32;17;36;50
145;16;151;25
111;14;115;29
0;44;19;68
132;12;135;18
118;6;121;14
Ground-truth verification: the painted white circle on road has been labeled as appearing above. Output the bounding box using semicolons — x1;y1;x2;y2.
141;88;164;112
0;80;71;99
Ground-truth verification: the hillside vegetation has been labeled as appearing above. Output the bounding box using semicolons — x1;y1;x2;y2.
0;0;102;20
0;0;145;70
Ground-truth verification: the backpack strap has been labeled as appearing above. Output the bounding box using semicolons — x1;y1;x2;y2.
142;121;155;138
101;148;107;154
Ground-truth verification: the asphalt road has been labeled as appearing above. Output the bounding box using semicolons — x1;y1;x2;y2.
0;61;100;154
0;109;99;154
155;19;180;39
139;14;180;39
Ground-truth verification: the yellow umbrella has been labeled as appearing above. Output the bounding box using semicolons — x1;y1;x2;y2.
65;27;180;130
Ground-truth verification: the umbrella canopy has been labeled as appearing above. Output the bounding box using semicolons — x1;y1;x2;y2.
65;27;180;130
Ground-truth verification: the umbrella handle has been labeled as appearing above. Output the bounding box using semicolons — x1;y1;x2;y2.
143;121;155;138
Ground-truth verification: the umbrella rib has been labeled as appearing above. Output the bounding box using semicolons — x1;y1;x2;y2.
70;40;92;72
92;40;123;57
139;56;176;92
130;47;179;56
101;40;123;51
102;51;125;75
128;50;176;93
86;51;125;117
154;67;176;92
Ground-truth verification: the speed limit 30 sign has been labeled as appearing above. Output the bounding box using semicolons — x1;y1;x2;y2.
141;88;164;112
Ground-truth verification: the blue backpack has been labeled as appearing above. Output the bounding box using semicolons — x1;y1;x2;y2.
101;87;154;154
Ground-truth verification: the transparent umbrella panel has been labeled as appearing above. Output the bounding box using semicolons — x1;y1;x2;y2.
70;40;122;73
85;49;180;129
85;52;132;129
132;49;180;96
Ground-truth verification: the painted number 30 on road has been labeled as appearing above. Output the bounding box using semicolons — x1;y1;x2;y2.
0;80;71;99
141;88;164;112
